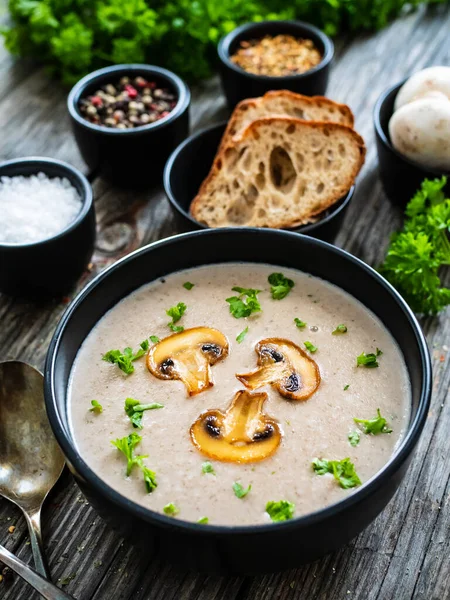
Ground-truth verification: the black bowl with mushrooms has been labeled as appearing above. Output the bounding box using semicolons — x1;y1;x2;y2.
45;228;431;574
164;122;354;242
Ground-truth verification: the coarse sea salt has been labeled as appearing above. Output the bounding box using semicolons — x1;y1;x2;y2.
0;172;82;244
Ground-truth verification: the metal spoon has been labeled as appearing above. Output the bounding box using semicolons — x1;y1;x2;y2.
0;361;65;578
0;543;73;600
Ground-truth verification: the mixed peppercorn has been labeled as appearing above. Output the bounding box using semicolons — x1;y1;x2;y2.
78;76;178;129
231;35;322;77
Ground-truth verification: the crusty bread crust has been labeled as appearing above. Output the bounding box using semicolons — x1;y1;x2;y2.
217;90;354;155
191;117;365;230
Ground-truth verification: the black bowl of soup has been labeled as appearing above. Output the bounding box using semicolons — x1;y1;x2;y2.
164;122;354;242
44;229;431;574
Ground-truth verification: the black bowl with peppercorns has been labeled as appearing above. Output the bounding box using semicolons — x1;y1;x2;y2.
218;20;334;110
68;64;191;186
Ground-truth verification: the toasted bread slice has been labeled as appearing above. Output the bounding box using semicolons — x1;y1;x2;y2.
219;91;354;154
190;118;365;229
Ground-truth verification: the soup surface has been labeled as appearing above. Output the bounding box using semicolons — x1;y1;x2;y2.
69;263;411;526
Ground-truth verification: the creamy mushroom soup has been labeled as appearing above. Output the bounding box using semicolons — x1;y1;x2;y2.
69;263;411;526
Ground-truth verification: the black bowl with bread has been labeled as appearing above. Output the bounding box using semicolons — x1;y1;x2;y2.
218;20;334;110
45;228;431;574
164;91;365;241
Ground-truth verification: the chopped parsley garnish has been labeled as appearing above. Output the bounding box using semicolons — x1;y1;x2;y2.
332;324;348;334
294;317;307;329
163;503;179;517
312;457;361;489
304;341;317;353
202;461;216;475
111;434;157;492
236;327;249;343
102;339;150;375
226;287;261;318
124;398;164;429
149;335;160;344
356;348;382;368
268;272;295;300
183;282;195;290
233;482;251;498
166;302;187;332
111;433;146;476
344;384;350;391
348;431;360;447
354;408;392;434
197;516;209;524
89;400;103;413
265;500;295;522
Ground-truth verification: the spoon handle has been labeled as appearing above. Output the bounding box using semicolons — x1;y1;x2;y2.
24;508;50;578
0;543;73;600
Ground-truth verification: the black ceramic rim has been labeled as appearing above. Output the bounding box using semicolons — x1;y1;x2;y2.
163;121;354;233
45;228;432;536
67;64;191;136
0;157;93;249
373;80;450;177
218;20;334;82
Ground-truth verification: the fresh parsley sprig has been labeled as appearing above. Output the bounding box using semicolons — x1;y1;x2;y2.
111;433;157;492
226;287;261;318
166;302;187;332
124;398;164;429
233;482;251;498
354;408;392;434
89;400;103;413
268;273;294;300
312;457;361;489
357;348;382;368
103;339;149;375
379;177;450;315
265;500;295;522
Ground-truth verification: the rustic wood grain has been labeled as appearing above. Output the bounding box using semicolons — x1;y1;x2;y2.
0;4;449;599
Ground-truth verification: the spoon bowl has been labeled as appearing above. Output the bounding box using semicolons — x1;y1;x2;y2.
0;361;65;577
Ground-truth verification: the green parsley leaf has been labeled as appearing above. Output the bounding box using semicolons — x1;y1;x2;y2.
344;384;350;391
111;433;146;476
89;400;103;413
183;282;195;290
226;287;261;318
138;461;157;493
356;348;382;368
202;461;215;475
166;302;187;332
124;398;164;429
354;408;392;434
348;431;360;447
332;324;348;334
379;177;450;315
197;516;209;524
163;503;179;517
149;335;160;344
312;457;361;489
102;339;149;375
268;272;295;300
304;341;317;353
294;318;307;329
236;327;249;343
265;500;295;522
233;482;251;498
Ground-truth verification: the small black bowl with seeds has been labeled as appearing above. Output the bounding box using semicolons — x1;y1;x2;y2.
68;64;190;186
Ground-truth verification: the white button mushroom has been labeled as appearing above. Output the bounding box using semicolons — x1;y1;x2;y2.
394;66;450;110
389;96;450;171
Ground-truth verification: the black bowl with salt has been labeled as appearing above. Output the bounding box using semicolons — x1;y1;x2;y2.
0;157;95;299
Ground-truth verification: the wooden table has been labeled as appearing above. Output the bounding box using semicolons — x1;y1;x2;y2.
0;6;449;599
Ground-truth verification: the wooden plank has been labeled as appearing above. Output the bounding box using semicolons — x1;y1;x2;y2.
0;4;449;600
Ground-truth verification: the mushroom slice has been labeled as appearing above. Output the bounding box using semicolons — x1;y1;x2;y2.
236;338;320;401
190;390;281;463
147;327;229;396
